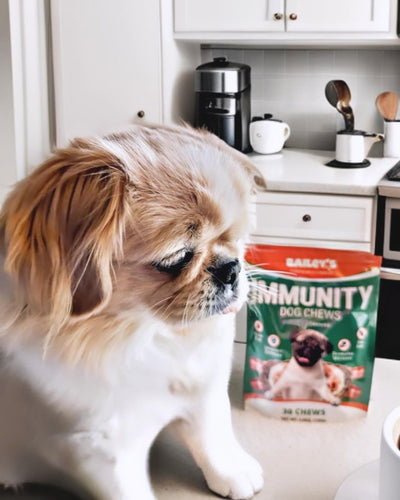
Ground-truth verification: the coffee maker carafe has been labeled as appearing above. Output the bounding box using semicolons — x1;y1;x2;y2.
195;57;251;153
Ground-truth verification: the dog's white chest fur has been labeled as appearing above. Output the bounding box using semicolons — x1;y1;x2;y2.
0;314;243;499
6;314;232;409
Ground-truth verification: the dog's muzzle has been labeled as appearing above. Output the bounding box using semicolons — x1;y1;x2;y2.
206;259;242;315
208;259;241;290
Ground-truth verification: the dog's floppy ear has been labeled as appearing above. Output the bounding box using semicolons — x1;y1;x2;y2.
0;137;130;327
326;340;334;354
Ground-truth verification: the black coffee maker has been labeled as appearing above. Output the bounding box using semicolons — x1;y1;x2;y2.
195;57;251;153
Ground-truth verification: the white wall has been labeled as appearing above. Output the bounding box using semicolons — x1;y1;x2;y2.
202;47;400;153
0;0;51;205
0;0;20;202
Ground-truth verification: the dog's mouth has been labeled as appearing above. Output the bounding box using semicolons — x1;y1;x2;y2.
222;301;239;315
212;294;240;316
294;346;322;367
295;355;313;366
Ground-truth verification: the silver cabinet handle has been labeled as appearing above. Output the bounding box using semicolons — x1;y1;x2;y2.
302;214;311;222
289;13;298;20
273;12;283;20
137;110;145;118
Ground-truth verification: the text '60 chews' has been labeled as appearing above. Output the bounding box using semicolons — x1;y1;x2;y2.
244;244;382;422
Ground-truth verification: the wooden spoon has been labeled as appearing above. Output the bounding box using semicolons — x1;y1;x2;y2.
376;91;399;121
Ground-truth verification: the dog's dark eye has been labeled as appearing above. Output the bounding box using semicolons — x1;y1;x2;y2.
153;249;194;276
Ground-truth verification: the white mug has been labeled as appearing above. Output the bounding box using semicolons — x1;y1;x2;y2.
383;120;400;158
379;406;400;500
249;120;291;154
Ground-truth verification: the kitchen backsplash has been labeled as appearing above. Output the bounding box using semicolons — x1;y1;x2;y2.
202;48;400;152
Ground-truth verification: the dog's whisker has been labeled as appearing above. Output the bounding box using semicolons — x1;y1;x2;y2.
181;292;195;327
247;282;279;297
245;269;296;278
156;293;184;322
150;294;176;311
150;294;179;319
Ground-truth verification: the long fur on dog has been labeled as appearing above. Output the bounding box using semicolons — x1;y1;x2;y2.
0;124;265;500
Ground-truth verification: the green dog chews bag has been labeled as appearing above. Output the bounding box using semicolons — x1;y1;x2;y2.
244;244;381;421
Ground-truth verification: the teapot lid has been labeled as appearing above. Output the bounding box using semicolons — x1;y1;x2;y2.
251;114;283;123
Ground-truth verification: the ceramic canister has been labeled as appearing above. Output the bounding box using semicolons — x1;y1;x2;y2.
379;406;400;500
383;120;400;158
335;132;366;163
335;130;382;164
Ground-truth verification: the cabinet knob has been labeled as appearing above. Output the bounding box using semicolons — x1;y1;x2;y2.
137;110;145;118
273;12;283;20
289;13;298;20
302;214;312;222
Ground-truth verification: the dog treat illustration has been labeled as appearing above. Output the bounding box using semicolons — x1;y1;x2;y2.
264;329;342;405
251;354;358;405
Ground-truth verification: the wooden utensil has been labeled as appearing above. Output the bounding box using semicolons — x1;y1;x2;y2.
376;91;399;121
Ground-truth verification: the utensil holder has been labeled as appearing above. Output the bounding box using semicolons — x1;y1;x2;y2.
383;120;400;158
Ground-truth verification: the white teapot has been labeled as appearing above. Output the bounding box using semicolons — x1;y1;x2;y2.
249;114;291;154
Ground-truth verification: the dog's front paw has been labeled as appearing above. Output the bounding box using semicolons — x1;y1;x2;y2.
204;450;263;500
264;390;274;400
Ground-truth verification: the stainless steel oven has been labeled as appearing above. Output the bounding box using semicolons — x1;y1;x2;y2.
376;195;400;268
375;167;400;359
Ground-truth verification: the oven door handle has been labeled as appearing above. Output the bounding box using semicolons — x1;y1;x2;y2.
381;267;400;280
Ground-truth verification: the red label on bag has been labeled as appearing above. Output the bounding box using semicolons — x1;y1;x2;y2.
245;244;382;279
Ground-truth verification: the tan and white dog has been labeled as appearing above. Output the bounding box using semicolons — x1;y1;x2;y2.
265;328;340;405
0;125;265;500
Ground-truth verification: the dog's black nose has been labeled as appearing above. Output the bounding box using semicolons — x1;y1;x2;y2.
209;259;241;288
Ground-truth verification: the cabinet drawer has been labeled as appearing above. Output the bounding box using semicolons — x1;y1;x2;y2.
250;235;372;252
254;192;373;243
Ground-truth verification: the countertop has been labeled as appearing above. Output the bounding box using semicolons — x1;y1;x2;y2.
150;342;400;500
1;343;396;499
248;149;397;196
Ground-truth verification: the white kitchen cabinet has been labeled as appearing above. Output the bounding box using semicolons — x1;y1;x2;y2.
50;0;162;147
285;0;390;33
174;0;396;43
174;0;285;33
245;148;395;255
252;191;374;251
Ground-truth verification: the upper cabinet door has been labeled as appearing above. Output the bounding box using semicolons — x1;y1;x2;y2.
51;0;162;147
286;0;390;32
174;0;285;33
